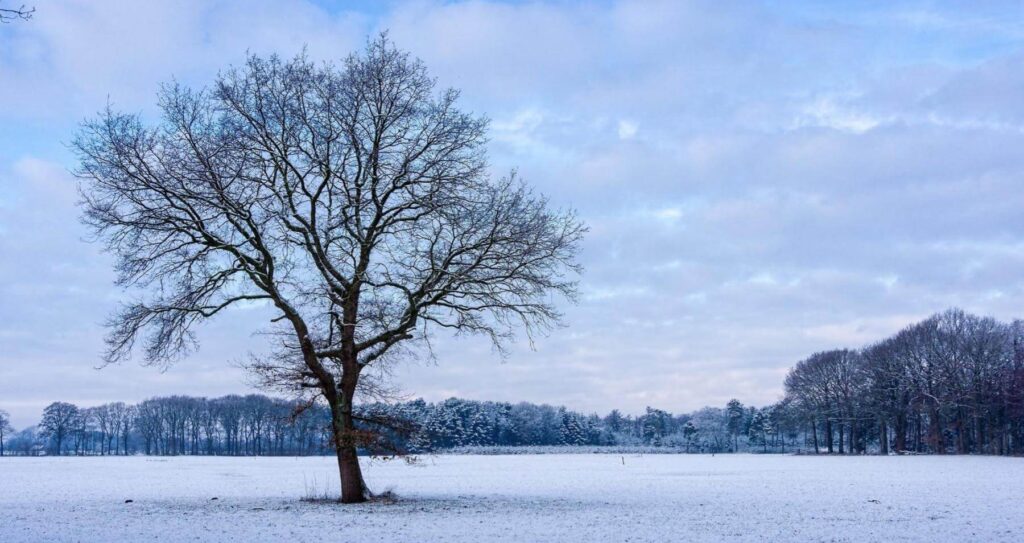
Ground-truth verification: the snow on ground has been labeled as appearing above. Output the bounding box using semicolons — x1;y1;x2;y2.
2;454;1022;542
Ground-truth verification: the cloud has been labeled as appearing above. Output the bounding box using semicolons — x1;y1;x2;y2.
617;120;639;140
4;0;1024;425
0;158;273;425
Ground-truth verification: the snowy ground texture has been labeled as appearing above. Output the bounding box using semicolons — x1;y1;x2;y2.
3;454;1022;542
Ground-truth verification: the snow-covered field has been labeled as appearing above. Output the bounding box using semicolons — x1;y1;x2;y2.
2;454;1022;542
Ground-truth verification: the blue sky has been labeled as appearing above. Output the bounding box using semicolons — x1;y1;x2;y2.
4;0;1024;427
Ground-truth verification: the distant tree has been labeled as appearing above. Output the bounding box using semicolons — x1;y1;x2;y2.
748;409;768;452
467;410;492;446
681;420;697;453
0;409;12;456
640;407;671;446
725;399;745;452
135;400;163;455
39;402;79;455
785;353;839;453
690;407;728;453
8;426;41;455
72;408;91;455
424;400;465;449
558;409;586;445
495;403;519;445
816;349;865;454
768;399;798;453
780;308;1024;456
407;424;432;452
74;36;584;502
109;402;135;455
89;405;113;455
604;409;624;433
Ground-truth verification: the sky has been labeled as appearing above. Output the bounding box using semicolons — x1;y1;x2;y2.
4;0;1024;427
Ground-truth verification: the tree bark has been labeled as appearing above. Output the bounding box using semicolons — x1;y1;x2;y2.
954;411;967;454
879;420;889;455
811;419;819;454
825;419;833;453
893;413;906;453
850;421;858;454
929;406;944;454
974;415;984;455
329;398;368;503
331;372;368;504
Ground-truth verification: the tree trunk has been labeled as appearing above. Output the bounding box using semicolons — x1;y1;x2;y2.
974;415;984;455
850;421;857;455
330;376;368;504
954;411;966;454
929;406;944;454
811;419;819;454
893;413;906;453
825;419;833;453
336;441;366;503
879;420;889;455
914;413;921;452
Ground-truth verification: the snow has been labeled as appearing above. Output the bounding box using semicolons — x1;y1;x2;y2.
2;454;1022;542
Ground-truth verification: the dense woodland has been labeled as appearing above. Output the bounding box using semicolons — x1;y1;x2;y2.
785;308;1024;455
1;395;759;457
3;308;1022;457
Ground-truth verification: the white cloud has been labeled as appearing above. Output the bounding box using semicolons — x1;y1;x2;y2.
794;96;885;133
617;120;638;139
5;0;1024;424
647;206;683;223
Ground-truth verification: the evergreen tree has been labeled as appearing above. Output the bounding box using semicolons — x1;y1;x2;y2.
726;399;745;452
682;421;697;453
468;410;492;446
559;409;586;445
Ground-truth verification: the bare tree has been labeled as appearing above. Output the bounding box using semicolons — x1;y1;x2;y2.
0;409;12;456
90;404;113;455
74;36;584;503
783;308;1024;456
785;352;837;453
111;402;136;455
0;2;33;23
39;402;79;455
862;336;914;454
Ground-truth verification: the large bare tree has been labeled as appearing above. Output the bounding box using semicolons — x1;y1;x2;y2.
75;36;585;503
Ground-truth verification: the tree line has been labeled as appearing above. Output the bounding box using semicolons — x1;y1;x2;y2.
1;395;797;457
4;307;1022;457
784;308;1024;455
1;396;334;457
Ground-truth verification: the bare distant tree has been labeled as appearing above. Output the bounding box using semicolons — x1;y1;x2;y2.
862;336;914;454
785;351;841;453
75;35;585;502
89;404;112;455
0;409;12;456
783;308;1024;456
111;402;136;455
38;402;79;455
0;2;34;23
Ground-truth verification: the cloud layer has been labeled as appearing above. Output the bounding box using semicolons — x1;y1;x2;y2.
3;0;1024;426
